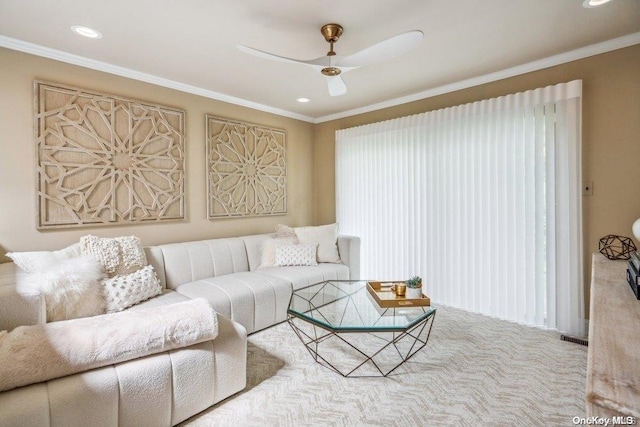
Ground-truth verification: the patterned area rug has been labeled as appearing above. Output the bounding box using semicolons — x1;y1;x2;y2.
182;305;587;426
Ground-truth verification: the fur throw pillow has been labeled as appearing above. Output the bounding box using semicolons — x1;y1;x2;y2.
21;255;106;322
7;243;83;274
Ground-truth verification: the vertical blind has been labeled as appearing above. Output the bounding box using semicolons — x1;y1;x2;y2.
336;80;584;335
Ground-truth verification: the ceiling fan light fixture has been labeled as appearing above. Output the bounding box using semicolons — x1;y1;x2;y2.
582;0;612;8
70;25;102;39
321;67;341;76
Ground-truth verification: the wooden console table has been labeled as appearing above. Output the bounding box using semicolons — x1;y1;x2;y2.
586;253;640;417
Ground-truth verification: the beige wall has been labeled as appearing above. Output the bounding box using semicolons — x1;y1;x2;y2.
0;47;315;261
313;44;640;313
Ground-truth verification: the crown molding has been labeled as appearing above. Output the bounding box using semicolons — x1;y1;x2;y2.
0;35;315;123
313;31;640;123
1;32;638;125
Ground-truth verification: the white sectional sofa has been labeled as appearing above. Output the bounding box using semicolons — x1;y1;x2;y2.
0;232;360;426
152;233;360;334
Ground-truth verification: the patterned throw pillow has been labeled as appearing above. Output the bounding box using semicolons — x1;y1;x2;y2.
275;224;298;239
275;244;319;267
101;265;162;313
81;235;147;276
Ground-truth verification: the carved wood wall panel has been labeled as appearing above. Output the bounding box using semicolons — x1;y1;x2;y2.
34;81;186;229
206;115;286;218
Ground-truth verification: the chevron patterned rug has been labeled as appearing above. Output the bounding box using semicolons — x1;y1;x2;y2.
182;305;587;426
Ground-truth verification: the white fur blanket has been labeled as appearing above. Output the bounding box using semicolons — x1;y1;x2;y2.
0;298;218;392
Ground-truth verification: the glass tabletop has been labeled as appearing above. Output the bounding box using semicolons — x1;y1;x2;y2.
287;280;436;332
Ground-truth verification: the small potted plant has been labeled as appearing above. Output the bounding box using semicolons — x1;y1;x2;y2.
405;276;423;299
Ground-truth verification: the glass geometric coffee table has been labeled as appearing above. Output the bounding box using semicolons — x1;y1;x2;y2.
287;280;436;377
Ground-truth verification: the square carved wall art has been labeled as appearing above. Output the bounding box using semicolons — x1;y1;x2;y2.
34;81;185;229
206;115;287;218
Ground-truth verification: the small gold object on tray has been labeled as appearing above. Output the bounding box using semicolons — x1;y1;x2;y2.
367;281;431;308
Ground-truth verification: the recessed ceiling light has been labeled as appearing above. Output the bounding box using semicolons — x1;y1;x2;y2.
583;0;612;8
297;97;310;103
70;25;102;39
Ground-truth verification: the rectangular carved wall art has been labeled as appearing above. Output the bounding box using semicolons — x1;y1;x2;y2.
206;115;286;218
35;81;186;229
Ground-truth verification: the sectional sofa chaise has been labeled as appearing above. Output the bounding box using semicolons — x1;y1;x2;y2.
0;231;360;426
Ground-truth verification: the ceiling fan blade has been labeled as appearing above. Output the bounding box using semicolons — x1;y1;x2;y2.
238;45;333;69
325;75;347;97
337;30;424;68
237;45;309;66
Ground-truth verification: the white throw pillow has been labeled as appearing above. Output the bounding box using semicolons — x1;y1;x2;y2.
7;243;83;273
275;244;319;267
81;235;147;276
20;255;106;322
102;265;162;313
259;235;298;269
294;223;341;263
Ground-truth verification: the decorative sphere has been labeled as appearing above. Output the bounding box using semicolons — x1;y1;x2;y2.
598;235;636;260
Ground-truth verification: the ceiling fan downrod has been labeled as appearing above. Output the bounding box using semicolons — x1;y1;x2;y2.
321;23;343;56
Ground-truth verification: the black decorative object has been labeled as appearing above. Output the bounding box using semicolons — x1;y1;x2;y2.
598;235;637;260
626;261;640;300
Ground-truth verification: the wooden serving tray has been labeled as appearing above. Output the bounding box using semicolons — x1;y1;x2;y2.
366;281;431;308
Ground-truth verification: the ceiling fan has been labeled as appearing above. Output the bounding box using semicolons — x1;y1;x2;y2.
237;24;424;97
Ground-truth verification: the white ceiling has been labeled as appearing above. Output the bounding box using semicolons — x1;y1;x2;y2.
0;0;639;123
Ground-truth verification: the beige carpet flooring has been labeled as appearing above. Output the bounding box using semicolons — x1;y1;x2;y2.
182;305;588;426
